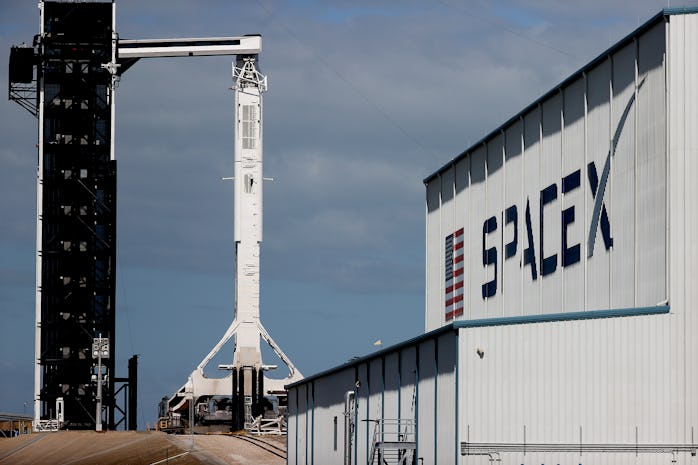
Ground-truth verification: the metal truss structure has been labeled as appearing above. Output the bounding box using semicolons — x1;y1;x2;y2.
32;1;117;430
9;0;302;432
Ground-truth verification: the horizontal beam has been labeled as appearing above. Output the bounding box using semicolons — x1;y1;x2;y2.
453;305;670;329
0;412;33;421
118;35;261;59
462;442;698;455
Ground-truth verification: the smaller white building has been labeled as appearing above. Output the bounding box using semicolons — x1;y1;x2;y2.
287;324;459;465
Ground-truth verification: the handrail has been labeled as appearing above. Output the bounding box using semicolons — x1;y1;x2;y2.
368;419;417;464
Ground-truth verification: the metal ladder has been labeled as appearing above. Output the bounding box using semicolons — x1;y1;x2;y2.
368;419;416;465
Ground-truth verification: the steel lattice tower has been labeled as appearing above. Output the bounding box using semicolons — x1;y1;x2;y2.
8;1;118;430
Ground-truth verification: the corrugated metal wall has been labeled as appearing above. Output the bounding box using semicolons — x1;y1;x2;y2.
458;314;680;465
289;10;698;465
286;330;458;465
426;20;668;330
455;13;698;465
668;10;698;460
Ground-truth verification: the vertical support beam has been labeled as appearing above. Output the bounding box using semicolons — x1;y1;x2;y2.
128;355;138;430
238;369;245;428
33;0;45;428
96;350;103;432
231;367;238;431
251;367;258;422
106;1;119;430
256;368;264;418
109;0;117;163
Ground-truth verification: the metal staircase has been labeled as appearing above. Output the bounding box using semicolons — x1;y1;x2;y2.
368;419;416;465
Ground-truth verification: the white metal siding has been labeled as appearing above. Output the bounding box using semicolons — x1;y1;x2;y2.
636;21;667;306
296;384;308;465
356;363;369;465
311;368;355;465
485;134;504;316
610;42;637;308
286;331;458;465
436;333;457;465
440;168;457;323
383;352;399;424
521;108;542;314
668;11;698;454
399;345;417;427
288;388;298;464
416;339;436;463
368;358;382;450
468;146;487;320
585;58;612;311
454;158;470;321
540;93;563;314
425;18;669;331
562;78;586;311
426;178;441;331
458;314;678;464
502;120;523;317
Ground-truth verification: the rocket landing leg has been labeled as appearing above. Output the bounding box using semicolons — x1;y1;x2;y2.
168;317;302;429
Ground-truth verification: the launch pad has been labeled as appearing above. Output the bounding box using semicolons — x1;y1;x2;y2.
9;0;302;432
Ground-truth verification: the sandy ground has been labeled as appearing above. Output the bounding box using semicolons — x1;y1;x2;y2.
0;431;285;465
183;434;285;465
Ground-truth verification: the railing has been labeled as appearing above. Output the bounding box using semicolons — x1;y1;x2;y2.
33;419;62;432
248;414;286;435
368;419;416;465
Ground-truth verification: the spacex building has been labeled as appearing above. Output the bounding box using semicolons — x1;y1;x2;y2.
287;9;698;465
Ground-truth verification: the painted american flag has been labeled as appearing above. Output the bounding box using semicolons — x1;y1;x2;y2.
445;228;464;321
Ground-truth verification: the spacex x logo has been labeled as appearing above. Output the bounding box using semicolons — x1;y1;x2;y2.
444;79;643;312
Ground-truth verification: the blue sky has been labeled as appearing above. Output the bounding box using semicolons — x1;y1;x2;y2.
0;0;690;428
